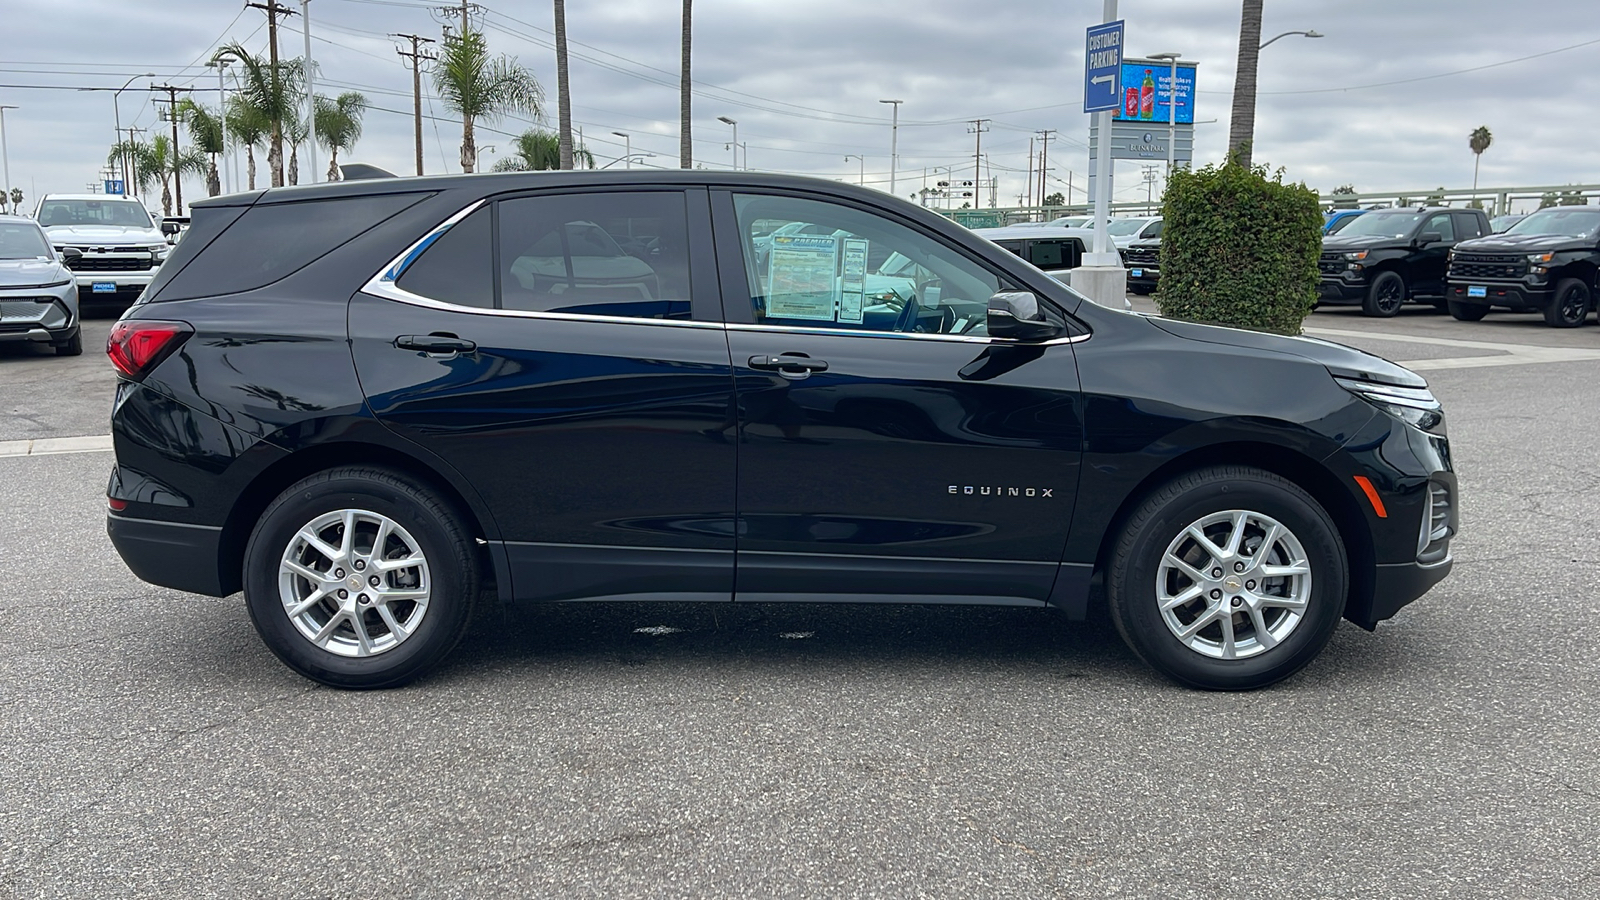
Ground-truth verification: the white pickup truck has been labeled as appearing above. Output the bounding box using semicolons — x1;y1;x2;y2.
34;194;171;302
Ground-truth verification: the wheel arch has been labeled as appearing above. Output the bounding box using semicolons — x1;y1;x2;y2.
217;440;502;598
1090;441;1375;622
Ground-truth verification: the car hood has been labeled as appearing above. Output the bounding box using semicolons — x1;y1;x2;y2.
1320;234;1400;253
40;224;162;245
0;258;71;286
1147;316;1426;388
1454;233;1594;254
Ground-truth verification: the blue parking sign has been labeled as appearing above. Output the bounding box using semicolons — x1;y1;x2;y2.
104;179;125;196
1084;20;1125;113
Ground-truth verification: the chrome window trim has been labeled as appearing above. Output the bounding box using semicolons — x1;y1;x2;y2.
723;321;1090;346
372;197;487;285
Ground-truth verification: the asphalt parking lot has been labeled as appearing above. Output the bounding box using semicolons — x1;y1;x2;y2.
3;299;1598;898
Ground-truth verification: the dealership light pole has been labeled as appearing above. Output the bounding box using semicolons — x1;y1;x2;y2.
1148;51;1181;178
613;131;631;169
0;105;13;206
717;116;737;170
1259;29;1322;50
113;73;153;198
879;99;901;194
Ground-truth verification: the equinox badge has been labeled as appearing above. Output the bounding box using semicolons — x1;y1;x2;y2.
949;485;1054;498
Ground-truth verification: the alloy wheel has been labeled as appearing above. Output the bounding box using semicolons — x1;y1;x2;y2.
277;508;432;657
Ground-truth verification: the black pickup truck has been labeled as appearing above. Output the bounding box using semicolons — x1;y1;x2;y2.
1318;207;1491;317
1444;206;1600;327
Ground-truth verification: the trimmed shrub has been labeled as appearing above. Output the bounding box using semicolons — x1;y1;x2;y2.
1155;158;1323;335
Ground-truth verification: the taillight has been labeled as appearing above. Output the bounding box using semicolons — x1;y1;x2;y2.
107;320;192;379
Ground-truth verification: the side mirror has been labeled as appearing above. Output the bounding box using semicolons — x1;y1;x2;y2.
160;221;181;236
986;291;1060;341
60;247;83;266
1415;231;1443;246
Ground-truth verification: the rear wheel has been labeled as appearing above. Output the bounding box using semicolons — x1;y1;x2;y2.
1542;278;1591;328
1106;466;1347;690
1361;271;1406;317
1448;300;1489;321
243;466;479;689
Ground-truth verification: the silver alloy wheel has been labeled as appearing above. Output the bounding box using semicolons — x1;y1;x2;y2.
278;508;432;658
1155;509;1312;660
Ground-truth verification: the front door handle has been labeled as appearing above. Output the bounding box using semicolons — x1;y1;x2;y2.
396;333;476;355
748;354;828;378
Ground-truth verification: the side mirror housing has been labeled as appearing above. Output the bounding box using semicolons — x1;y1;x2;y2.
1415;231;1443;246
160;220;181;237
60;247;83;265
986;291;1061;341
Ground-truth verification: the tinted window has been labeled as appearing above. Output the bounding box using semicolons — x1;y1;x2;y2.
1142;220;1163;239
732;193;1002;335
165;193;427;298
1452;212;1482;239
0;222;50;259
37;199;152;228
140;205;248;303
1340;212;1425;238
1423;213;1455;242
498;191;691;320
395;207;493;308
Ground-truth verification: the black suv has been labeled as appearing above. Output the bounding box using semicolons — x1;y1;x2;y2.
105;172;1456;691
1318;207;1491;317
1444;206;1600;327
1123;238;1160;295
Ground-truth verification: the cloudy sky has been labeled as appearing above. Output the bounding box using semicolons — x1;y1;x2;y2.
4;0;1596;214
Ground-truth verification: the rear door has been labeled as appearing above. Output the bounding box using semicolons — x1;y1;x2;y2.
350;187;737;603
711;190;1086;606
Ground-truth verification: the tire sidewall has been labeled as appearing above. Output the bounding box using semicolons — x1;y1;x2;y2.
1111;472;1347;690
243;471;473;688
1547;278;1590;328
1363;271;1405;317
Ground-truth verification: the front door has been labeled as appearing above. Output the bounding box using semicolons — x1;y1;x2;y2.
351;188;737;603
1413;210;1458;295
712;190;1084;605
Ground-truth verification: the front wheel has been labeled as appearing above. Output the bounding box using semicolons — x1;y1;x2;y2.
1543;278;1591;328
1106;466;1347;690
1361;271;1407;317
1448;300;1489;321
243;466;480;689
54;330;83;356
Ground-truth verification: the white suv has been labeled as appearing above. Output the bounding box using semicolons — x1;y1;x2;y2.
34;194;170;301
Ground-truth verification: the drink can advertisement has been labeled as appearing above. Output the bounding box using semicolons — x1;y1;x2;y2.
1124;88;1139;118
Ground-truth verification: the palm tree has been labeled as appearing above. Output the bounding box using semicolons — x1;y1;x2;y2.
285;111;306;186
1469;126;1493;194
131;135;206;216
225;97;268;191
216;43;303;187
493;128;593;171
177;98;226;197
554;0;573;170
314;91;368;181
432;28;543;174
679;0;692;168
1227;0;1264;167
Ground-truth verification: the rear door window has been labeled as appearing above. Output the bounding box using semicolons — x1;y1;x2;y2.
393;206;494;308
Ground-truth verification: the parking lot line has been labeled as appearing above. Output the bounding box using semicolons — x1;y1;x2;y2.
0;435;114;457
1305;326;1600;371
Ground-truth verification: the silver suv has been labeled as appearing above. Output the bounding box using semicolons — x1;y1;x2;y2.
34;194;170;302
0;215;81;355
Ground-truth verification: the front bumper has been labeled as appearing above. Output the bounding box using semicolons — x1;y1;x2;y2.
73;271;155;298
1125;265;1159;291
0;292;78;343
1317;275;1367;303
1445;279;1551;310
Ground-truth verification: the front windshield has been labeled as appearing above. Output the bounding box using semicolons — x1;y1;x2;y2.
1107;218;1151;236
1505;208;1600;238
1049;216;1089;227
0;222;51;259
36;199;155;228
1338;211;1424;239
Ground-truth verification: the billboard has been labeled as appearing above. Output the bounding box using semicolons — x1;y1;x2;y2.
1113;60;1196;125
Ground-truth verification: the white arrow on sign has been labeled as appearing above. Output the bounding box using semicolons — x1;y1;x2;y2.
1090;75;1115;86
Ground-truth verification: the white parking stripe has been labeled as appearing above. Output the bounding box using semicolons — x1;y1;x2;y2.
0;435;114;458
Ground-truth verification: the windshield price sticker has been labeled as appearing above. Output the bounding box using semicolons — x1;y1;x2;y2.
767;234;841;321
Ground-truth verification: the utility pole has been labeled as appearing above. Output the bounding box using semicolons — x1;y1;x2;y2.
394;33;436;176
246;0;296;187
1026;136;1034;209
301;0;317;183
879;99;902;195
968;118;989;208
0;105;13;207
151;84;194;213
1142;164;1158;212
1036;129;1055;211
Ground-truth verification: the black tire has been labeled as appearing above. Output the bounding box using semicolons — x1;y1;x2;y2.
1106;466;1347;691
1542;278;1591;328
243;466;479;689
1448;300;1489;321
54;330;83;356
1361;271;1406;317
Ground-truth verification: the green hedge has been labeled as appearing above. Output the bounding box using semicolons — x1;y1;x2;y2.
1155;158;1323;335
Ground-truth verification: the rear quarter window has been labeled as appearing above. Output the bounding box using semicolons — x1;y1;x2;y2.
153;193;429;301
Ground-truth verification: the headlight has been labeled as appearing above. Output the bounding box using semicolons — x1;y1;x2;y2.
1342;250;1368;262
1526;251;1553;264
43;278;72;288
1334;376;1445;434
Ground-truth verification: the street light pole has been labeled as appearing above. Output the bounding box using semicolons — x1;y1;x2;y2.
113;73;152;199
844;154;864;186
613;132;631;169
879;99;901;195
1148;51;1181;180
1259;29;1323;50
0;106;13;207
717;116;737;170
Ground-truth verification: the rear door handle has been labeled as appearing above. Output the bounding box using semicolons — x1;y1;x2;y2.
748;354;828;376
395;334;476;355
